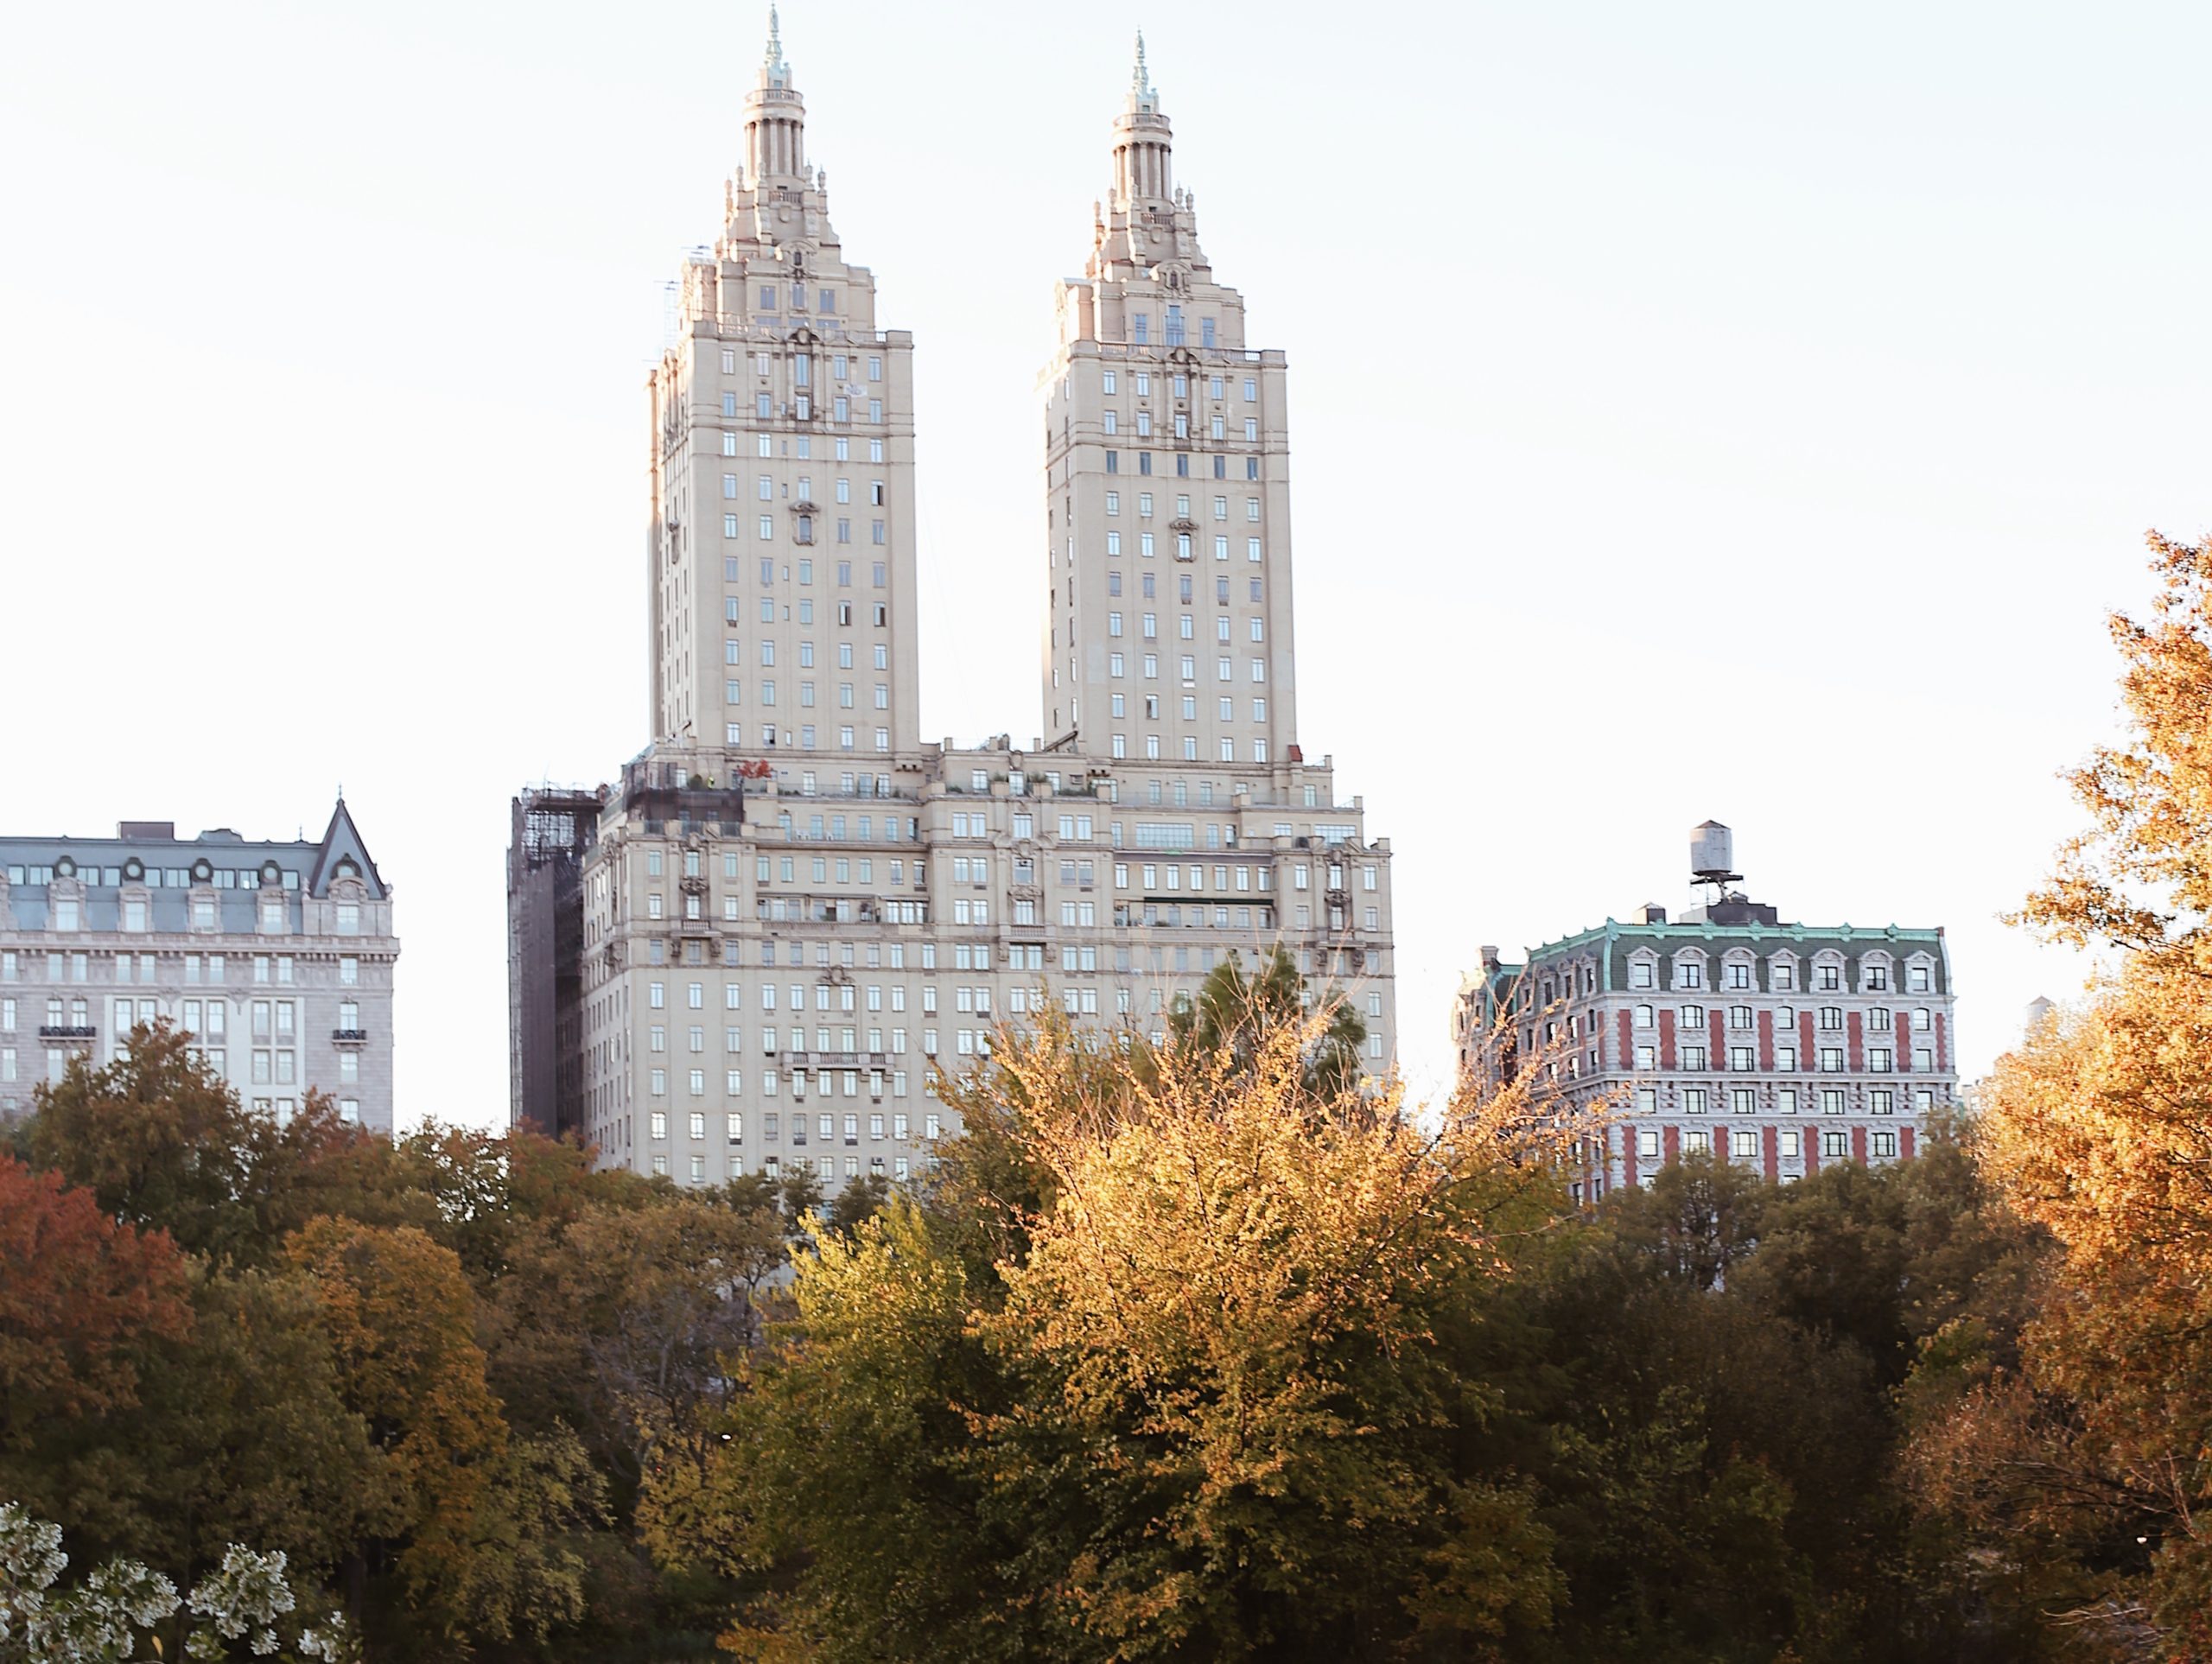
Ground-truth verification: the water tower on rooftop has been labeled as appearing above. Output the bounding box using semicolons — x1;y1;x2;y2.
1691;820;1739;886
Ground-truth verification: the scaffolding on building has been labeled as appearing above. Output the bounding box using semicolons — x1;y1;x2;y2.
506;786;606;1139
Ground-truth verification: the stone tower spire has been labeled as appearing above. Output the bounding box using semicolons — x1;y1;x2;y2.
764;5;788;86
1112;30;1173;208
745;5;805;186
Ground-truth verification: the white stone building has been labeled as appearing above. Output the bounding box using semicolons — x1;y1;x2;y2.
527;22;1396;1188
0;802;398;1133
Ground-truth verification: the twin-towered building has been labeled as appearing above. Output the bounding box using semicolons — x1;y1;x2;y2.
1454;823;1959;1199
507;20;1398;1186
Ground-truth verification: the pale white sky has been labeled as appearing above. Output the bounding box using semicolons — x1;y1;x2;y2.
5;1;2203;1126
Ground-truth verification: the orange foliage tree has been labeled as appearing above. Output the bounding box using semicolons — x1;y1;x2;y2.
286;1217;509;1633
1930;532;2212;1659
0;1154;190;1447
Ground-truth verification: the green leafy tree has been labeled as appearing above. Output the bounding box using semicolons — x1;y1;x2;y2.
22;1026;272;1265
821;1173;890;1236
1162;945;1368;1098
29;1266;385;1591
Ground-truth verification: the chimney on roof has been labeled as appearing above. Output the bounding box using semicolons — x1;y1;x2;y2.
1635;903;1669;925
1479;944;1500;971
118;822;175;841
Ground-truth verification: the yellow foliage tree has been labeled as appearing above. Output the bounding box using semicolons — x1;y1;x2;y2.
287;1217;509;1635
1944;531;2212;1659
684;999;1582;1662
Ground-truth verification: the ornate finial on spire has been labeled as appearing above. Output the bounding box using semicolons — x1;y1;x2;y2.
764;5;788;85
1132;30;1154;99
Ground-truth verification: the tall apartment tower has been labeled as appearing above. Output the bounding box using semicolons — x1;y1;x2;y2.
645;10;922;762
515;22;1398;1189
1040;40;1299;769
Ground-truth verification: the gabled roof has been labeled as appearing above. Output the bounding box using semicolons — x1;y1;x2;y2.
307;797;388;899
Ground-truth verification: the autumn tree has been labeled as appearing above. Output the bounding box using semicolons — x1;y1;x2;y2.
22;1024;272;1264
1928;530;2212;1659
663;999;1578;1662
285;1218;509;1642
0;1155;189;1455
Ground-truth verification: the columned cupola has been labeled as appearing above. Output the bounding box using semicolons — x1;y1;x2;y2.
742;8;808;188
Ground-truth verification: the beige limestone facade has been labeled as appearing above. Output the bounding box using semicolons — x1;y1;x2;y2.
645;14;921;764
1040;42;1301;771
549;23;1398;1190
